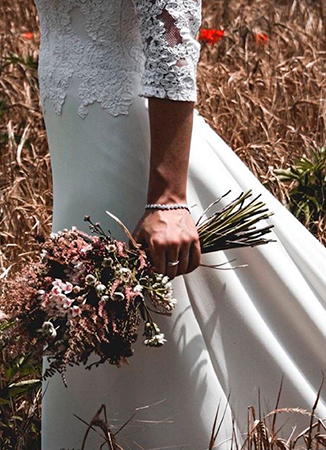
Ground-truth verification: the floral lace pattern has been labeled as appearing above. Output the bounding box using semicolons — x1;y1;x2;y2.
34;0;144;118
134;0;202;102
34;0;201;119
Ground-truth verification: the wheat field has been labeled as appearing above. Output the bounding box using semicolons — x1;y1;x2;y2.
1;1;326;448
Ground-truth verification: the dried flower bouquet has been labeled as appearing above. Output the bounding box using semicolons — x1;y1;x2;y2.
0;191;273;385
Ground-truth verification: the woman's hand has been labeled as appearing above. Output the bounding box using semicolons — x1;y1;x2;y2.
133;209;201;279
138;97;197;279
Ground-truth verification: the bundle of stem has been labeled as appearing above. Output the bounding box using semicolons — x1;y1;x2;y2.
197;191;274;254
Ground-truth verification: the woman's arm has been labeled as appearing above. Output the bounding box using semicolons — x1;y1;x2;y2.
133;97;201;279
132;0;202;278
147;98;193;206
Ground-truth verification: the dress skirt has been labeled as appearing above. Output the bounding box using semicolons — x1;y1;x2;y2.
41;86;326;450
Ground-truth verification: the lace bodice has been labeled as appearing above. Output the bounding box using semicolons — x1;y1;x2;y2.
34;0;202;119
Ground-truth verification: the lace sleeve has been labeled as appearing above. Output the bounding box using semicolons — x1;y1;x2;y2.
133;0;202;102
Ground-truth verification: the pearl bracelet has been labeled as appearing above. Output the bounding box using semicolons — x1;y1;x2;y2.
145;203;191;213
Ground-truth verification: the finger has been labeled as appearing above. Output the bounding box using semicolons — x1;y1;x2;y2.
166;248;180;279
186;240;201;274
149;242;166;275
177;244;190;276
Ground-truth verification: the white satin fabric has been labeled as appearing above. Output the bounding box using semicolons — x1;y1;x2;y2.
41;86;326;449
36;1;326;448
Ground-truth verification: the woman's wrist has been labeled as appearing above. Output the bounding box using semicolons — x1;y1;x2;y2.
145;203;190;213
147;192;187;205
147;169;188;204
147;190;188;205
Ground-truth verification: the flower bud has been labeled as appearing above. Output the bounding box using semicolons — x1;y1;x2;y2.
106;244;116;253
85;274;96;285
102;258;113;267
95;283;106;294
113;292;125;301
42;321;57;338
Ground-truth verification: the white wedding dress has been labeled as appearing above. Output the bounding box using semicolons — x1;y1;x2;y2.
34;0;326;449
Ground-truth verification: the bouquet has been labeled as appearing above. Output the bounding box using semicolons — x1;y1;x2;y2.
0;191;274;385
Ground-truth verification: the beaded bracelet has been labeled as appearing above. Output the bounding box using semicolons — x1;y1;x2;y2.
145;203;191;213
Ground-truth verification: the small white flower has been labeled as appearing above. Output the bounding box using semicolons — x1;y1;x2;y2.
167;299;177;311
50;232;58;239
153;323;161;334
38;289;46;301
69;305;81;318
52;279;64;289
106;244;116;253
162;276;169;285
102;258;113;267
51;285;62;295
95;283;106;294
42;321;57;338
155;333;167;345
133;285;143;293
101;295;109;302
62;297;74;309
62;281;73;294
71;226;77;231
119;267;131;282
144;333;167;347
85;274;96;285
113;292;125;301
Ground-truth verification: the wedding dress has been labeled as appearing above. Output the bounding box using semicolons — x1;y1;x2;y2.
33;0;326;449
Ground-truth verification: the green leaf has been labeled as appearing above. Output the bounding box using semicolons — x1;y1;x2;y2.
7;379;41;397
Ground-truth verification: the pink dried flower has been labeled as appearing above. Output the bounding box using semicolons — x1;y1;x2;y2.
0;220;176;384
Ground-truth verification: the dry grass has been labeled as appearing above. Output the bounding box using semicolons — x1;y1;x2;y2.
0;0;52;275
63;391;326;450
197;0;326;243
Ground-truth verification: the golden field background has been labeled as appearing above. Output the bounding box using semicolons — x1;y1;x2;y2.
1;0;326;447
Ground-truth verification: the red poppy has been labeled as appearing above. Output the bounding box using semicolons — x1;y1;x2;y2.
254;32;269;48
21;32;34;40
199;29;224;45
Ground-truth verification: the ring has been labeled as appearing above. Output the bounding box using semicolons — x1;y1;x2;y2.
167;260;179;267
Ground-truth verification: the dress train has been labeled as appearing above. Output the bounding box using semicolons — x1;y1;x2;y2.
41;92;326;450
